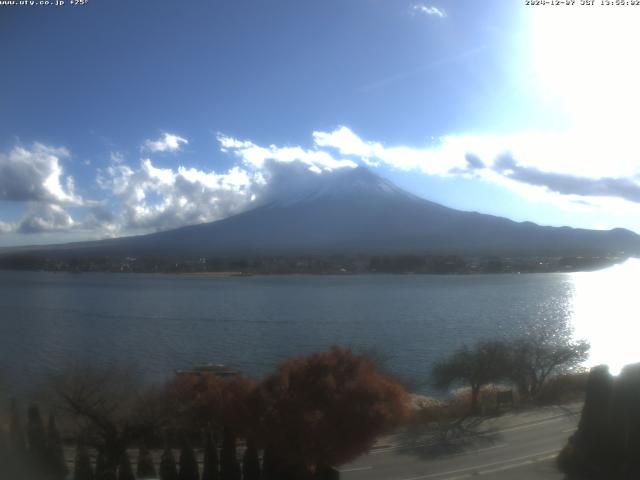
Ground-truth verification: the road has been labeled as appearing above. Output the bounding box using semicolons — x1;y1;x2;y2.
339;404;582;480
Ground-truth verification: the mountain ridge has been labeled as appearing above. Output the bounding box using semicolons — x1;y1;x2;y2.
3;167;640;259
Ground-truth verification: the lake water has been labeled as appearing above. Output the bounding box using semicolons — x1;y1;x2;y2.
1;260;638;395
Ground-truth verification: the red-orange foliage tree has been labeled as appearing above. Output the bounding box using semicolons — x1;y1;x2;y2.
165;374;256;436
253;347;411;475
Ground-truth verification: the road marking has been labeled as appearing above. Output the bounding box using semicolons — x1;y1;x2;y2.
372;413;576;454
478;453;557;475
492;415;571;434
435;453;559;479
338;466;373;473
396;448;560;480
370;441;507;456
450;443;509;456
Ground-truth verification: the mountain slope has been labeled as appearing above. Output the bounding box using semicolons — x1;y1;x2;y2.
14;167;640;258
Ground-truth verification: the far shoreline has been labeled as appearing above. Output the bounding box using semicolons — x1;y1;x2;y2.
0;264;626;277
0;251;632;277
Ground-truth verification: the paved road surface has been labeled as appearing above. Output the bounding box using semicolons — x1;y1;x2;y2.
339;404;581;480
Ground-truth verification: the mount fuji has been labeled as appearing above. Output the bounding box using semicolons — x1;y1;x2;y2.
11;167;640;258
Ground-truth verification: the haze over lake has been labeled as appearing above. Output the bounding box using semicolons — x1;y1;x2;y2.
1;260;637;395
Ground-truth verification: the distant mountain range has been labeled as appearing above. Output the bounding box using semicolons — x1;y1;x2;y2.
6;167;640;259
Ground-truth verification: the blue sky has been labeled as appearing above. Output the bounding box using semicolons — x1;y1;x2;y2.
2;0;640;246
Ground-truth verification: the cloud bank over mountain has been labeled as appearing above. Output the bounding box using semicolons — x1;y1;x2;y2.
2;125;640;245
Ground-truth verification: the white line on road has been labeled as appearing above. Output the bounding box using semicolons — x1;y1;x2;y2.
491;415;571;434
396;448;560;480
478;453;557;475
450;443;509;457
371;412;575;455
338;466;373;473
370;441;507;456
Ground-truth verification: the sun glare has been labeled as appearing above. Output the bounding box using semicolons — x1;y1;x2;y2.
532;6;640;134
571;258;640;375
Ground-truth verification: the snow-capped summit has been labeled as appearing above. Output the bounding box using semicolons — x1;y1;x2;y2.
264;166;416;208
16;167;640;258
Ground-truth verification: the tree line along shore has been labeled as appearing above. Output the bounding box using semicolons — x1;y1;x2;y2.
0;252;625;274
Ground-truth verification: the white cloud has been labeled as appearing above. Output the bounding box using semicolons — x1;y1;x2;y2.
80;205;116;232
9;125;640;241
91;132;362;235
0;143;81;205
17;203;75;234
0;221;15;234
218;133;358;172
143;132;188;153
312;126;464;175
110;151;125;164
411;4;447;18
310;126;640;210
0;143;89;236
98;157;262;233
313;127;381;166
107;127;640;236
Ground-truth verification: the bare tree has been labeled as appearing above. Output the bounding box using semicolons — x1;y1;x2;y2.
432;340;510;414
52;364;167;475
507;329;589;400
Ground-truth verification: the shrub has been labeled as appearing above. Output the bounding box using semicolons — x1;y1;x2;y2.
178;441;199;480
165;375;256;438
117;451;135;480
136;445;157;479
220;427;240;480
159;446;179;480
253;347;410;474
47;413;69;480
242;439;260;480
201;431;219;480
27;404;47;469
73;444;94;480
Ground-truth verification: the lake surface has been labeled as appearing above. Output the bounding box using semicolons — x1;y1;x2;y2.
1;260;638;395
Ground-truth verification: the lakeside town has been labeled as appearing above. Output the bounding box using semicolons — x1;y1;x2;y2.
0;253;626;275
